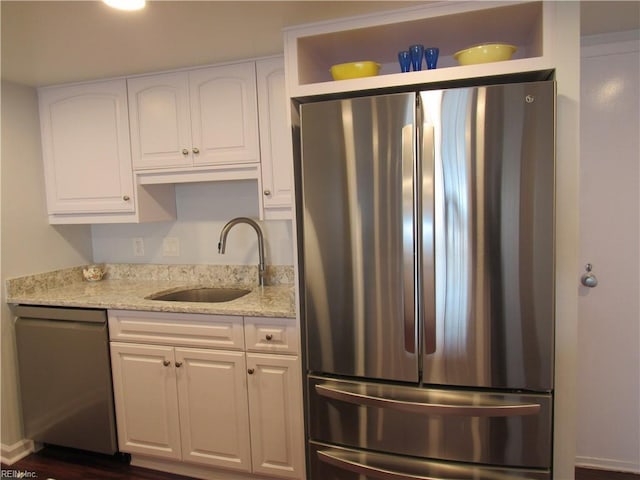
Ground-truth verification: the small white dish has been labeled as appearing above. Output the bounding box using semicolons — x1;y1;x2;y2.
83;264;105;282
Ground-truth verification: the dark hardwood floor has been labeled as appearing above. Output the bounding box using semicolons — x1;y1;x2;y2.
1;445;193;480
2;446;638;480
576;467;640;480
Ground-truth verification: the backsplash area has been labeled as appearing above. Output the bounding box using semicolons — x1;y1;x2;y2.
91;181;295;266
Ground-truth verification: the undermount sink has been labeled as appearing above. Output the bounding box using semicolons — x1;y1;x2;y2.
148;287;251;303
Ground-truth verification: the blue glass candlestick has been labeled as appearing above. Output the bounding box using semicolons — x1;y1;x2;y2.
409;44;424;71
425;47;440;69
398;51;411;73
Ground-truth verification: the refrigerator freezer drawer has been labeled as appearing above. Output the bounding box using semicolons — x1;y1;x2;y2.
308;376;552;469
309;441;550;480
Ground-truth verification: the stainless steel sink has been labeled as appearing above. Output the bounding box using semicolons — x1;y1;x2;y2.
148;287;251;303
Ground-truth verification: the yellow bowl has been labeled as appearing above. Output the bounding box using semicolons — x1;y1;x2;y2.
330;61;381;81
454;43;517;66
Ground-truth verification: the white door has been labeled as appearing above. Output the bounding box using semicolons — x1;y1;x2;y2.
246;353;305;479
127;71;193;170
189;62;259;166
110;342;182;460
175;347;252;472
39;79;135;214
256;57;293;218
577;34;640;472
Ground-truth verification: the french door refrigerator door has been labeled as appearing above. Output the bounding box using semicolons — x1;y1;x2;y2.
422;81;556;391
299;92;418;383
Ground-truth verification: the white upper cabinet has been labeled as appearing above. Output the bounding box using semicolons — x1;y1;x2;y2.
284;1;555;98
39;79;135;215
128;62;260;181
127;72;192;170
189;63;259;166
256;57;294;220
39;78;176;224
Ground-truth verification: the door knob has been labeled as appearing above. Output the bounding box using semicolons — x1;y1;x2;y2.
192;147;200;154
163;360;171;367
581;263;598;288
181;148;189;155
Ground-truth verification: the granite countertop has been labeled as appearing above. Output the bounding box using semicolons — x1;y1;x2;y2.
6;264;296;319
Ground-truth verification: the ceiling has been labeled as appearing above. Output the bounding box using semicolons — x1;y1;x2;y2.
2;1;639;88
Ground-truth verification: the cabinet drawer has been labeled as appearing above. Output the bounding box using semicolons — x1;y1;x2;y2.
244;316;299;354
108;310;244;350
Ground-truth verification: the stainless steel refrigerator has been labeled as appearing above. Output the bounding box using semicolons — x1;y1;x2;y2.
295;81;555;480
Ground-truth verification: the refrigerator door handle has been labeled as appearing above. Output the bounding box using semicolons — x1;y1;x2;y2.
315;383;541;417
318;449;438;480
421;119;436;355
402;123;416;354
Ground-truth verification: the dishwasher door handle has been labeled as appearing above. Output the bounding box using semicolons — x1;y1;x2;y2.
14;305;107;323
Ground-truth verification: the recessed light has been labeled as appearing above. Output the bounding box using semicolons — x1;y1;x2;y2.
103;0;146;11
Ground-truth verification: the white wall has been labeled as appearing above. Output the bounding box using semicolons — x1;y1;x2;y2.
0;81;93;459
91;181;294;266
576;30;640;473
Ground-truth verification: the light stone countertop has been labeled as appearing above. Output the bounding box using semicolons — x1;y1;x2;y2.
6;264;296;318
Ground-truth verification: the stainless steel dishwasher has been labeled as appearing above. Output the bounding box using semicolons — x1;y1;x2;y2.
14;305;118;454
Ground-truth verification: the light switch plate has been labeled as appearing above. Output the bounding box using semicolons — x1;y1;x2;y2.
163;237;180;257
133;237;145;256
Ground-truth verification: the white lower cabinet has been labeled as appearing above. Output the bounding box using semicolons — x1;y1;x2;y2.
110;343;251;470
247;353;303;479
176;347;251;471
108;310;305;479
110;343;182;460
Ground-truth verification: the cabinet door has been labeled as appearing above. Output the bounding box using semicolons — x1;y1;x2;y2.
127;72;193;170
189;62;259;166
175;347;251;472
246;353;305;479
256;57;293;219
110;342;181;460
39;79;135;214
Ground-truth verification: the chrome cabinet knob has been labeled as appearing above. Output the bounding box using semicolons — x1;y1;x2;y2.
247;368;255;375
163;360;171;367
175;361;183;368
192;147;200;154
263;190;271;196
181;148;189;155
581;263;598;288
123;195;130;201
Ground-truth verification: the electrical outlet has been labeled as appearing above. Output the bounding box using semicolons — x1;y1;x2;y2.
133;237;145;256
163;237;180;257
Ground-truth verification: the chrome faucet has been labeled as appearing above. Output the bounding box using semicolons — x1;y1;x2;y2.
218;217;266;287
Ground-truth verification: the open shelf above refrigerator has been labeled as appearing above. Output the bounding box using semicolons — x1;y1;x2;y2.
284;1;556;98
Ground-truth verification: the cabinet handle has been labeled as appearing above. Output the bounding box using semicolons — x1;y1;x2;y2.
162;360;171;367
265;334;273;341
263;190;271;196
175;361;183;368
247;368;255;375
192;147;200;154
122;195;130;201
181;148;189;155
